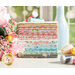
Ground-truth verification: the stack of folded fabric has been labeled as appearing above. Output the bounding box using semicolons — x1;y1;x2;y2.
17;22;58;58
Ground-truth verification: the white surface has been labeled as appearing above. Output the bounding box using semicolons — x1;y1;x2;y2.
0;55;75;68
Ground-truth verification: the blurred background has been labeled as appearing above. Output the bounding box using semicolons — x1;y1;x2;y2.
6;6;75;45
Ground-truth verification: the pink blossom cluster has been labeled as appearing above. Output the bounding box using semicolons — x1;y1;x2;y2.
0;37;10;51
0;37;11;60
4;23;12;35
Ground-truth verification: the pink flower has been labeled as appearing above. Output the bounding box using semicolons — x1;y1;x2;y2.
8;36;24;55
9;44;24;55
0;6;7;15
0;6;10;26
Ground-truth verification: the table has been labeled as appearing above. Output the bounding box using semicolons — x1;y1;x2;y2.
0;55;75;68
